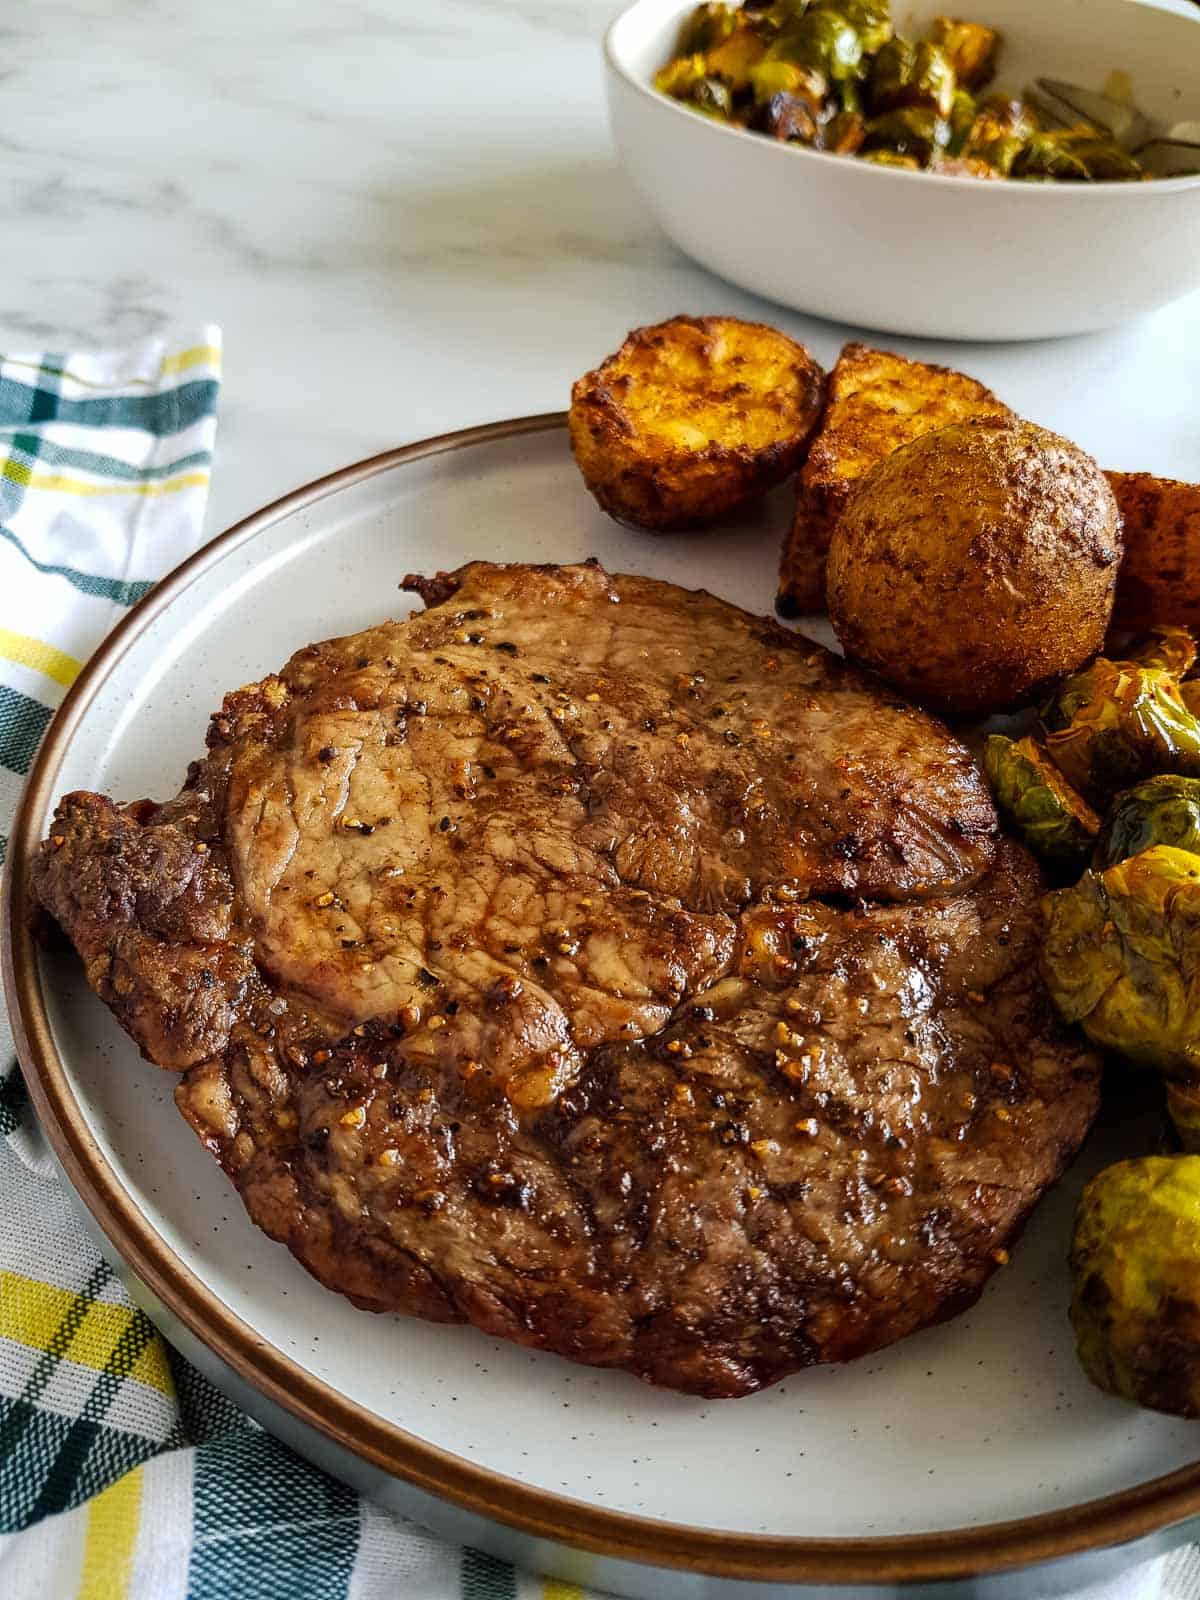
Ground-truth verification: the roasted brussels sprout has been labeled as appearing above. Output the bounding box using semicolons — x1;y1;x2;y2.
749;57;826;109
706;23;768;88
812;0;893;55
984;734;1100;870
1041;845;1200;1074
1095;776;1200;869
1071;1156;1200;1417
653;4;1153;181
963;95;1040;171
1043;658;1200;806
863;106;950;164
1009;127;1148;184
755;90;820;142
1011;132;1095;183
868;37;956;118
927;16;998;89
677;1;739;54
1123;624;1198;678
823;107;867;153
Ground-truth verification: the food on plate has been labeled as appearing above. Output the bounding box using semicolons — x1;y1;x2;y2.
1094;775;1200;869
1122;624;1198;678
1071;1157;1200;1419
983;734;1099;872
568;316;824;533
31;560;1103;1398
777;342;1011;614
1042;656;1200;807
1041;844;1200;1075
1108;471;1200;631
654;2;1152;182
826;417;1121;714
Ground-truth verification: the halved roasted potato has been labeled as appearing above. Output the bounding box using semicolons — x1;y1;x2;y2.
569;316;824;533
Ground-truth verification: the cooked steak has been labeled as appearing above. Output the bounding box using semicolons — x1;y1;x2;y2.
33;561;1100;1397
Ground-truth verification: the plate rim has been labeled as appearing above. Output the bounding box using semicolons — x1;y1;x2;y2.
5;410;1200;1586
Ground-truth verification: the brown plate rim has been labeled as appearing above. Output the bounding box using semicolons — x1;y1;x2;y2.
5;410;1200;1587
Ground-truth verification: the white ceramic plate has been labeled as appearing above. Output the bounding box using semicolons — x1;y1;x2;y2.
7;417;1200;1595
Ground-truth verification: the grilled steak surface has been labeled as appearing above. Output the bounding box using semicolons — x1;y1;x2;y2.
33;561;1101;1397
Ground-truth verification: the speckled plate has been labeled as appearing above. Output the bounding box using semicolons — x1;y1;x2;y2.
6;415;1200;1598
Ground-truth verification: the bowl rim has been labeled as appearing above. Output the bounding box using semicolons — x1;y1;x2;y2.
6;411;1200;1589
603;0;1200;195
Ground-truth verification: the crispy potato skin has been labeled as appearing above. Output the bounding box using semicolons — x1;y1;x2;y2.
569;316;824;534
779;342;1012;612
827;417;1122;715
1109;470;1200;631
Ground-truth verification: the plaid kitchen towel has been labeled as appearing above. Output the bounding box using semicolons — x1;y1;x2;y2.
0;332;1192;1600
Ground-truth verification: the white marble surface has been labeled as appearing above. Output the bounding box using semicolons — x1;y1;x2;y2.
1;0;1198;541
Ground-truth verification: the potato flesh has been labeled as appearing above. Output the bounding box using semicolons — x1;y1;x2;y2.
605;320;817;454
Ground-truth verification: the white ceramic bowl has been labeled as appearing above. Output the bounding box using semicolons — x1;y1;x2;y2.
604;0;1200;340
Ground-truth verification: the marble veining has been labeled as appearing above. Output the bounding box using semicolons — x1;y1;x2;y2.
0;0;1196;550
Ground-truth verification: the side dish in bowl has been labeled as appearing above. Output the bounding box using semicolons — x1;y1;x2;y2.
604;0;1200;337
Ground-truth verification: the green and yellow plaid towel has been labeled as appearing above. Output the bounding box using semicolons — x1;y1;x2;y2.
0;330;612;1600
0;334;1193;1600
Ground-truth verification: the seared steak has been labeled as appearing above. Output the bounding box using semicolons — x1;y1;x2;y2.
33;561;1100;1397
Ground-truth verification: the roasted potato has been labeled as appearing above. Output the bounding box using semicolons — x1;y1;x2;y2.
1071;1156;1200;1417
1108;471;1200;631
777;342;1011;614
826;417;1121;714
569;317;824;534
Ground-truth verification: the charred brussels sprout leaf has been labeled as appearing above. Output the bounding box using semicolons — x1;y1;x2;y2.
1041;845;1200;1074
1123;624;1198;678
927;16;998;90
1071;1156;1200;1417
1043;658;1200;807
677;1;740;54
984;734;1100;869
1095;776;1200;869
